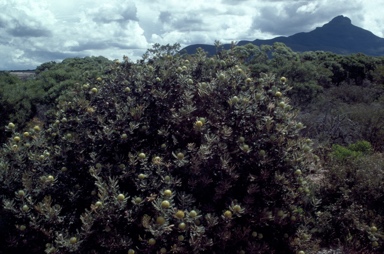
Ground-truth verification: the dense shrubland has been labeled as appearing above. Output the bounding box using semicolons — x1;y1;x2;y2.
0;43;384;253
0;56;112;143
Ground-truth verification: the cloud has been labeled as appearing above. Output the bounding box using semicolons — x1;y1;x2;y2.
69;41;142;52
0;0;151;70
23;49;83;63
297;2;318;13
0;0;383;70
0;1;53;38
8;25;52;37
142;0;256;46
221;0;250;4
159;11;207;32
159;11;172;24
88;2;138;24
252;0;363;36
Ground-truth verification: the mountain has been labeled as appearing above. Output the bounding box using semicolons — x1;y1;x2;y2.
181;15;384;56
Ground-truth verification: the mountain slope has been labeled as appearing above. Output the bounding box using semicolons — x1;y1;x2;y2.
181;15;384;56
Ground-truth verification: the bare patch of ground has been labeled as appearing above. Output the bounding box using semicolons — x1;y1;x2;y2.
9;71;35;80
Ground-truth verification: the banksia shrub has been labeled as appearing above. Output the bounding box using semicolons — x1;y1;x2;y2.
0;46;320;253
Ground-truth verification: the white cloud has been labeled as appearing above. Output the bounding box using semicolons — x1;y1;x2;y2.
0;0;383;70
297;2;318;14
0;0;150;70
359;1;384;37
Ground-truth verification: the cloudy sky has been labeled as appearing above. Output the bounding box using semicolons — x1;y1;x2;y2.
1;0;383;70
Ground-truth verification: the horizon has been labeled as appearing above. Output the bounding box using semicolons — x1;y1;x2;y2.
2;14;384;72
1;0;384;70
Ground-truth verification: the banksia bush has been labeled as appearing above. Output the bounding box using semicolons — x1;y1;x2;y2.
0;45;321;253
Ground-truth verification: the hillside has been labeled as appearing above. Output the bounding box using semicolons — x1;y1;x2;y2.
182;15;384;56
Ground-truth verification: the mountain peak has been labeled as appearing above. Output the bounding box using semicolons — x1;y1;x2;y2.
182;15;384;56
328;15;352;26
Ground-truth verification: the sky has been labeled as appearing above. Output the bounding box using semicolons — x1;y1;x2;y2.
1;0;383;70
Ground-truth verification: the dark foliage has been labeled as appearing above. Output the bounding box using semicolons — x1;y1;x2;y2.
0;45;320;253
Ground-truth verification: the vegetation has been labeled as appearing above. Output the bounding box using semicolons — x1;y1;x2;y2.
315;146;384;252
0;42;384;253
331;140;373;160
0;56;112;143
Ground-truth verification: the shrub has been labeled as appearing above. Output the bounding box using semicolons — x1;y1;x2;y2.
314;150;384;253
331;140;373;160
0;57;113;145
348;140;373;154
0;46;320;253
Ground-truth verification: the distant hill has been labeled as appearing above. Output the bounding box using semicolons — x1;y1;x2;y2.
182;15;384;56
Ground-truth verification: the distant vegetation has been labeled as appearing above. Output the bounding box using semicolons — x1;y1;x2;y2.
182;15;384;57
0;56;112;143
2;44;384;149
1;43;384;253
